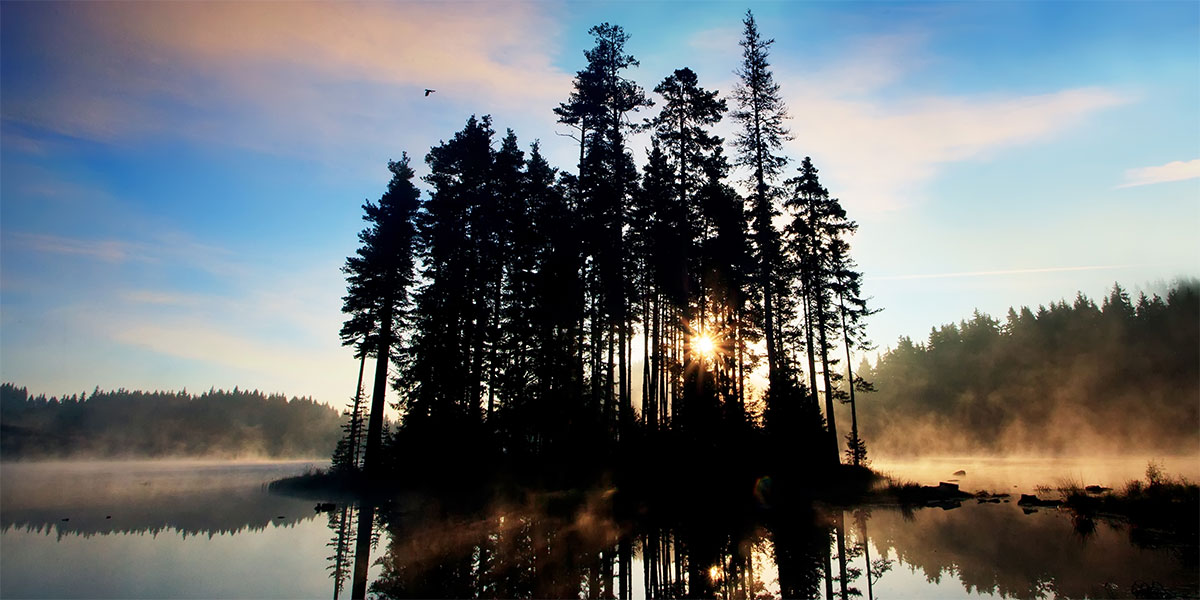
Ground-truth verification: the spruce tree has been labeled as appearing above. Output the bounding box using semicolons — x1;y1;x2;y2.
340;155;420;479
732;10;791;399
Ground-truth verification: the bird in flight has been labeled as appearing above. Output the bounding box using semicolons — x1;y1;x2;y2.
424;89;436;96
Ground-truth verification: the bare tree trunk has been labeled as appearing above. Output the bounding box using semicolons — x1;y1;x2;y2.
818;300;840;465
607;323;615;437
363;302;393;479
651;294;661;429
839;294;860;466
488;280;502;422
804;284;820;411
642;295;651;427
351;352;367;469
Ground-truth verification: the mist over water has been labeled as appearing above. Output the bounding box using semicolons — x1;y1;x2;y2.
872;454;1200;492
0;461;352;599
1;457;1194;599
0;460;326;537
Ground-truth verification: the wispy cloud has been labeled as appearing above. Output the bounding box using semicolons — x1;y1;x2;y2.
2;2;571;163
108;320;335;378
786;87;1130;213
767;33;1131;212
1117;158;1200;189
871;264;1135;281
7;232;146;263
6;231;242;277
687;26;741;54
103;262;351;403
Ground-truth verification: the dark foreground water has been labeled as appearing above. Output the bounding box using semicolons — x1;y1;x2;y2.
1;459;1196;599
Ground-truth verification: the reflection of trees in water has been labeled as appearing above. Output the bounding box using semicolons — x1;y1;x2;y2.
325;503;385;600
866;502;1195;599
327;506;354;599
1;487;315;539
370;499;617;598
327;494;859;600
327;498;1194;599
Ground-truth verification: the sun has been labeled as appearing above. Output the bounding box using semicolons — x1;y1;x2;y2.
692;332;716;359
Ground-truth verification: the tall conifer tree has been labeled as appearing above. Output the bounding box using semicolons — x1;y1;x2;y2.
340;155;420;478
732;10;791;399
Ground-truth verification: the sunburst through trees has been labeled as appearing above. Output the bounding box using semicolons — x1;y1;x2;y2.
336;10;874;487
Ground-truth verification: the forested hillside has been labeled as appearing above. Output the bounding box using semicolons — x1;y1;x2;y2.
0;384;342;459
851;281;1199;455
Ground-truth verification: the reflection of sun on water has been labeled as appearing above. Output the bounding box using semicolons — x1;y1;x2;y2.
692;332;716;359
708;565;720;581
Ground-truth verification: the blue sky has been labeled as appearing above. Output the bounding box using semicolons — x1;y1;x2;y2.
2;1;1197;406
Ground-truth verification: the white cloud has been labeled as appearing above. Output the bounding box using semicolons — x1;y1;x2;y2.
783;83;1130;212
1117;158;1200;188
758;30;1131;213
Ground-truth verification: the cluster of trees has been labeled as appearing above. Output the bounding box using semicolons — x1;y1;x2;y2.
336;12;873;482
0;383;342;459
853;281;1199;455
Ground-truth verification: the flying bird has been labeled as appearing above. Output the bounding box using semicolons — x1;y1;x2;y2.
424;89;436;96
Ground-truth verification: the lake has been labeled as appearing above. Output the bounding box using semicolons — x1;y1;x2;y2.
1;457;1196;599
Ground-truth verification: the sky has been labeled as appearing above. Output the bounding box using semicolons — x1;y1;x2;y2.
2;1;1197;408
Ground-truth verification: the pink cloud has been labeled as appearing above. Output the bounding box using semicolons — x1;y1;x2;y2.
4;2;573;161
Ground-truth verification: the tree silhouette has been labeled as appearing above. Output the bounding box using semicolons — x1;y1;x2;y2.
340;154;420;477
732;9;791;403
326;14;888;486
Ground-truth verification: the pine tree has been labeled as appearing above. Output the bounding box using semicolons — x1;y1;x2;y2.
732;10;791;399
340;155;420;478
559;23;651;440
399;116;497;430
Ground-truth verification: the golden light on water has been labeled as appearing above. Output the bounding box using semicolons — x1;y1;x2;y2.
708;565;720;581
692;332;716;359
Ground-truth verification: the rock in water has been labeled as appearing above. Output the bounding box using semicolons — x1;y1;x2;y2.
953;470;967;476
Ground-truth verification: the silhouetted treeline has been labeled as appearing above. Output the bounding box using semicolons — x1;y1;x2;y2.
1;384;342;458
853;280;1199;455
337;12;874;487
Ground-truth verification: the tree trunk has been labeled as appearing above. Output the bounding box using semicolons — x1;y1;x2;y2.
839;294;860;466
818;300;840;465
804;284;819;411
351;352;367;470
363;302;393;479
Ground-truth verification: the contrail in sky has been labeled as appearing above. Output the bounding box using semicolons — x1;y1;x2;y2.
870;264;1134;281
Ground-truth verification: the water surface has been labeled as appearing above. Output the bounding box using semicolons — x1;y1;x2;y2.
2;458;1196;599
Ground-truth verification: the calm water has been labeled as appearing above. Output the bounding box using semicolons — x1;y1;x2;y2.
1;458;1196;599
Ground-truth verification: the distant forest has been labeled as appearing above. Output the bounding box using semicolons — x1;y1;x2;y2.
851;281;1199;455
336;12;872;487
0;384;342;459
